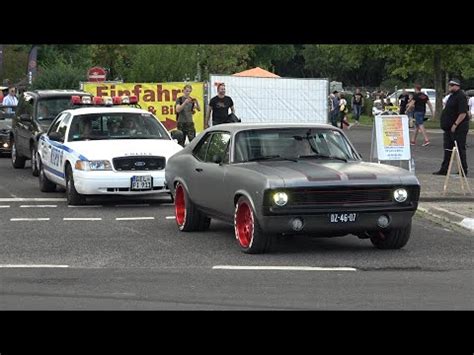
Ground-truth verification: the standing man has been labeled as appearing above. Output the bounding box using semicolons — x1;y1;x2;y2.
175;84;200;146
351;88;364;126
329;91;340;127
398;89;410;114
410;84;434;147
2;86;18;113
205;83;234;128
433;78;470;176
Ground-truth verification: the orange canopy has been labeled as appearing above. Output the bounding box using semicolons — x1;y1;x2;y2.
233;67;280;78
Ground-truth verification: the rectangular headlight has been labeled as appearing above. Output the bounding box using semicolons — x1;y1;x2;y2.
75;160;112;171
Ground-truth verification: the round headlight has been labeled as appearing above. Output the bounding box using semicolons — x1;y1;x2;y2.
273;192;288;206
394;188;408;203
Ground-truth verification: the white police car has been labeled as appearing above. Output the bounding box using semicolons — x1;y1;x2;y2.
37;96;182;205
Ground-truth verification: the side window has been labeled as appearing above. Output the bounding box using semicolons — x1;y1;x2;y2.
47;114;65;136
57;113;71;141
193;133;212;161
205;132;231;163
16;96;34;117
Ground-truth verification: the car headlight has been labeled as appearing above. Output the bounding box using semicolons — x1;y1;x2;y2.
2;142;8;148
75;160;112;171
273;192;288;206
393;188;408;203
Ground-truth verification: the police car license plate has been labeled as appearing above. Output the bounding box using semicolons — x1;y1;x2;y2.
329;213;357;223
131;176;152;190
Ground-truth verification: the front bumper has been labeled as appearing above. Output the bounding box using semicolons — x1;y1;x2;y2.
73;170;170;196
258;210;416;235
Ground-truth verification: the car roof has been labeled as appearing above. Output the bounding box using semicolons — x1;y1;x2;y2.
61;106;151;116
206;123;338;134
25;90;90;98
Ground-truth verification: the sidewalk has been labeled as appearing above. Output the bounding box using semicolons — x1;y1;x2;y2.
416;173;474;233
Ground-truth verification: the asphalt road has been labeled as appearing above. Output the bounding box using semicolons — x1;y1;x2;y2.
0;129;472;310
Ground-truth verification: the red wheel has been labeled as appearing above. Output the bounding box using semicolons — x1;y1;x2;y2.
175;183;186;228
234;196;272;254
235;201;254;248
174;182;210;232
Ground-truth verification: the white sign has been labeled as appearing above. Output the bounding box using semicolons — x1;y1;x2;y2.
374;115;411;161
209;75;328;124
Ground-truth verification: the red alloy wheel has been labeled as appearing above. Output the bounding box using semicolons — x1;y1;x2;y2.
235;201;254;248
175;184;186;227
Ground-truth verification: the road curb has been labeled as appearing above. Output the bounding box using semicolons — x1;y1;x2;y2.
418;205;474;233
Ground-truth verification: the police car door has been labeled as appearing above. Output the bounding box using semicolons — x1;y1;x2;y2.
40;113;69;185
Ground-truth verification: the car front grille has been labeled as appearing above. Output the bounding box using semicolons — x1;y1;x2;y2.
112;156;165;171
291;188;393;205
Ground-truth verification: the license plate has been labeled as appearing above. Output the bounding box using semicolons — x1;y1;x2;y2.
329;213;357;223
131;175;152;190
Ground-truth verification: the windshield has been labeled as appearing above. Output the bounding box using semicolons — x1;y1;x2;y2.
234;128;358;163
67;112;170;142
37;98;76;121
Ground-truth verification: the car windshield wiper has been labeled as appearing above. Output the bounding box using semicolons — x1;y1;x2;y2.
248;155;298;162
297;154;348;162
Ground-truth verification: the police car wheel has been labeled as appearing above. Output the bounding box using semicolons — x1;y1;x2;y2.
31;146;39;177
38;159;56;193
11;139;26;169
66;165;86;205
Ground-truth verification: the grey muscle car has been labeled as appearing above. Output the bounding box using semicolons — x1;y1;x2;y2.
165;123;420;254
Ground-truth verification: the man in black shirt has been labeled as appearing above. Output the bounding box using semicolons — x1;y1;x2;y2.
205;83;235;128
398;89;410;114
351;88;364;126
433;78;470;176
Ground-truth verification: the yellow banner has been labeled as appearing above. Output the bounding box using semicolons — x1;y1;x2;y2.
83;82;205;132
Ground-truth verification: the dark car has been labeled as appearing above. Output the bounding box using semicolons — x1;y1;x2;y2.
0;105;15;156
165;123;420;254
10;90;91;176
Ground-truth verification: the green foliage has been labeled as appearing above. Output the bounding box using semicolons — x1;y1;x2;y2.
2;45;29;84
31;59;87;90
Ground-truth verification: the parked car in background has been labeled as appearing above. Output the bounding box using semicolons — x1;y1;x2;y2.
10;90;91;176
0;105;15;156
372;88;436;116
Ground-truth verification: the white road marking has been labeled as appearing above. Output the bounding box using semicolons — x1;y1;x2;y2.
212;265;357;271
10;218;50;221
20;205;58;208
68;205;102;208
115;204;150;207
165;216;175;220
0;198;66;202
0;264;69;268
63;218;102;221
115;217;155;221
0;205;10;208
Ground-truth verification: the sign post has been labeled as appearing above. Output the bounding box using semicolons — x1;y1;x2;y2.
370;114;413;172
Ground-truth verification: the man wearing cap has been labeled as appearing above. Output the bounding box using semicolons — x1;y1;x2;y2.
433;78;470;176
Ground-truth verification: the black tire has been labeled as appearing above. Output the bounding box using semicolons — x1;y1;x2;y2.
234;196;272;254
38;158;56;192
174;183;210;232
65;164;86;205
31;144;39;177
370;222;412;250
169;192;175;204
11;138;26;169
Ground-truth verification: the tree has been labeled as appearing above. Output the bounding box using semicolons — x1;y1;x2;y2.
375;45;474;120
31;59;87;90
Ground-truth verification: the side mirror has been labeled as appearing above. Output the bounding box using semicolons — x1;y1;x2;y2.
20;114;31;123
212;155;223;164
170;130;183;144
48;132;63;142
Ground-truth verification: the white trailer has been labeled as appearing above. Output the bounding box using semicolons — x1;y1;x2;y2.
208;75;329;124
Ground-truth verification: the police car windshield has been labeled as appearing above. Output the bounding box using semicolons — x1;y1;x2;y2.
68;113;170;142
38;98;75;121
